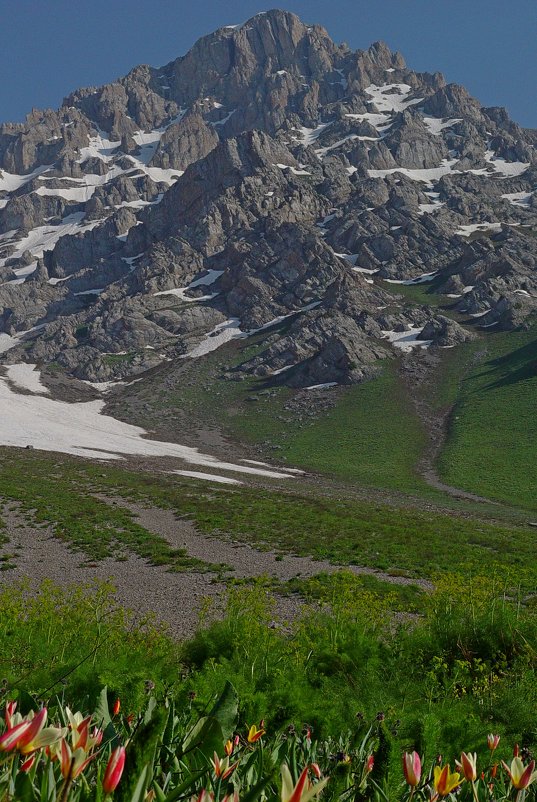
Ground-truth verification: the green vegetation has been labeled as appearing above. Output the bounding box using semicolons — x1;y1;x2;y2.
0;449;536;588
438;324;537;510
2;577;537;793
0;454;221;571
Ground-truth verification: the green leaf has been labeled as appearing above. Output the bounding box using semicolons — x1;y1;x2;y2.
182;715;224;764
14;772;36;802
207;681;238;740
162;769;208;802
116;709;166;802
95;686;111;728
129;765;150;802
241;776;274;802
143;696;158;726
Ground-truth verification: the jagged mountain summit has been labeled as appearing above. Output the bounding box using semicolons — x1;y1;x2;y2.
0;9;536;388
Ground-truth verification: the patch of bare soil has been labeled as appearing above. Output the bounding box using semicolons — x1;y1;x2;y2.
0;499;431;640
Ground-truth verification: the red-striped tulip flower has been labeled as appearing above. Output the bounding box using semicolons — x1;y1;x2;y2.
60;738;96;780
433;765;462;797
103;746;126;794
0;708;66;756
247;723;265;743
487;734;500;752
112;699;121;716
211;751;239;780
458;753;477;782
5;701;18;729
501;758;537;791
281;764;329;802
403;751;421;787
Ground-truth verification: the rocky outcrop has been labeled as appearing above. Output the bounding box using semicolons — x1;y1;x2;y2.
0;9;534;387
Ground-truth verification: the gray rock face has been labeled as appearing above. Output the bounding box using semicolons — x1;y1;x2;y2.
0;9;535;387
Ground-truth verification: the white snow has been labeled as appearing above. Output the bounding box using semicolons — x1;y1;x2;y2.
0;368;301;476
456;222;503;237
5;363;50;394
423;117;462;135
315;133;378;158
212;109;237;127
0;213;102;274
470;309;490;318
305;382;338;390
275;163;312;176
78;130;121;164
381;326;432;352
418;200;445;214
365;83;424;114
172;470;242;485
385;271;437;285
345;112;392;131
485;153;529;177
296;122;333;146
0;163;53;193
35;185;97;203
185;318;243;358
368;158;459;184
501;191;533;207
154;269;224;302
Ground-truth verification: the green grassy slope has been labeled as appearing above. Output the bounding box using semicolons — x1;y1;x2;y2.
0;449;536;586
437;323;537;510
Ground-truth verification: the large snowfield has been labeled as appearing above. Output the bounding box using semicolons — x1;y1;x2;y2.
0;363;299;482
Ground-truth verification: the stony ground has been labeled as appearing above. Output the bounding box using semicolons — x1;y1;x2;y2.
1;499;431;638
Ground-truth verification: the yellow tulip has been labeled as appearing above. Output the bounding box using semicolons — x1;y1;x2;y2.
434;765;462;796
502;757;537;791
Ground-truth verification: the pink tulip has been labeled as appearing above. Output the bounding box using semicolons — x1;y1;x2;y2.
103;746;126;794
403;751;421;787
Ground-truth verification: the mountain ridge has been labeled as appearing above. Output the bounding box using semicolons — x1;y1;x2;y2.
0;8;535;391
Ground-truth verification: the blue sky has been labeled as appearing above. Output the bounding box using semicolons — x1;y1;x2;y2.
2;0;536;127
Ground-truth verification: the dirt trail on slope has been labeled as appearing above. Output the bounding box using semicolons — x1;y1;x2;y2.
0;501;431;639
399;349;501;506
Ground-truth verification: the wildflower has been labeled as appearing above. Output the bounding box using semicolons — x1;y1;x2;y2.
514;744;520;757
6;709;65;756
491;765;498;779
224;739;234;756
403;751;421;787
60;738;96;781
457;753;477;783
112;699;121;716
191;792;214;802
0;719;33;752
366;755;374;773
20;754;36;773
5;701;18;729
211;752;239;780
103;746;126;794
487;734;500;752
311;764;322;780
501;757;537;791
433;765;461;797
222;793;239;802
281;764;329;802
247;723;265;743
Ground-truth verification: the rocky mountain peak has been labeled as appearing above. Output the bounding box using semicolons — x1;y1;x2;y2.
0;11;535;390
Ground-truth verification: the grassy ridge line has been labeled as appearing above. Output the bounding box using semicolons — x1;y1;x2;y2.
0;449;536;586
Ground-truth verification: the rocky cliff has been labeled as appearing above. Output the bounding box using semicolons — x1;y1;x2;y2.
0;10;535;387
